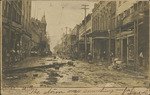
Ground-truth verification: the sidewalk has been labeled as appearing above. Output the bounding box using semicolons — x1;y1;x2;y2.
3;57;43;72
73;60;150;87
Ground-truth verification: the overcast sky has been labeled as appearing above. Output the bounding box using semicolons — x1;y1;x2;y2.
31;1;97;51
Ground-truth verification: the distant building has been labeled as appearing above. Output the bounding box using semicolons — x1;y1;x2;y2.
78;14;92;59
70;24;79;59
30;18;41;55
31;15;51;56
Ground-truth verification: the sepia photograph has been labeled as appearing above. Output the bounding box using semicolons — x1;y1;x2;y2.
1;0;150;94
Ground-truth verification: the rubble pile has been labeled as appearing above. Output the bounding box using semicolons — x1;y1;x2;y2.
108;58;126;71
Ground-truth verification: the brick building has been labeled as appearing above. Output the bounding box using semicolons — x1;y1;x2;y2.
2;0;32;64
115;1;149;71
91;1;116;62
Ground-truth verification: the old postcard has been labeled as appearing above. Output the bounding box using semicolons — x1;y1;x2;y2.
1;0;150;95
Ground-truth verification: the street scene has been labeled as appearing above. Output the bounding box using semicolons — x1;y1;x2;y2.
2;0;150;88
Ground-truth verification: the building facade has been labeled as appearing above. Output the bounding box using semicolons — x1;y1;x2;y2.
30;18;41;55
70;24;79;59
2;0;32;64
78;14;92;59
39;15;51;56
115;1;149;71
91;1;116;62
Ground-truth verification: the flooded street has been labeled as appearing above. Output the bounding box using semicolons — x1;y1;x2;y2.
3;56;150;88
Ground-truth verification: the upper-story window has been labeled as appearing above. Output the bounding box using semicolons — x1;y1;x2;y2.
18;1;22;9
120;13;123;20
2;1;7;17
144;1;148;6
8;3;11;19
130;6;134;14
118;1;122;7
12;7;16;22
134;3;137;11
123;1;127;3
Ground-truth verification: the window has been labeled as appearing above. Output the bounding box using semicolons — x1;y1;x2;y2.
130;6;134;14
134;3;137;11
8;4;11;19
127;9;130;15
144;1;148;6
120;13;123;20
12;7;16;21
123;1;127;3
18;1;22;9
19;15;21;24
138;1;142;10
118;1;122;7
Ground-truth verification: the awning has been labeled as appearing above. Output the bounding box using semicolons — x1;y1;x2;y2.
116;30;134;39
87;30;109;38
81;29;91;37
78;39;90;44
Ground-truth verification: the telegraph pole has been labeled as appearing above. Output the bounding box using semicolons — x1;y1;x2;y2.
65;27;68;42
81;5;89;59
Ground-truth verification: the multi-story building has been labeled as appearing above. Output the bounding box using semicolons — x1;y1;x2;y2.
78;14;92;59
30;18;41;55
115;1;149;71
78;22;85;59
2;0;32;64
38;14;51;56
91;1;116;62
22;0;32;58
70;24;79;59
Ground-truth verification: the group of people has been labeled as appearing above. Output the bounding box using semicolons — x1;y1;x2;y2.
87;51;115;63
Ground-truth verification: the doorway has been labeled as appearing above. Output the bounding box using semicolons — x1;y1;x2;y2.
123;38;127;62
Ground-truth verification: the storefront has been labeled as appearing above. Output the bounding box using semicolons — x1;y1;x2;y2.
88;30;115;62
116;30;134;67
115;4;149;70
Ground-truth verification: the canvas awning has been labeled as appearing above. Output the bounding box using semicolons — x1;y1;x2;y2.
87;30;109;39
116;30;134;39
81;29;91;37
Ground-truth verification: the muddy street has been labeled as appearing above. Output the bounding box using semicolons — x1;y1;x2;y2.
2;56;150;88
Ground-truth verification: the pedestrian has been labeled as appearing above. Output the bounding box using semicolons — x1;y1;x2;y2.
88;53;92;63
103;51;106;61
110;51;114;63
139;51;144;66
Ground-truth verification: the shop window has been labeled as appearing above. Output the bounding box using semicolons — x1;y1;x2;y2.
128;36;134;60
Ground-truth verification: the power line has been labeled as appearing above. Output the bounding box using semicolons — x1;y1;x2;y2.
58;6;64;25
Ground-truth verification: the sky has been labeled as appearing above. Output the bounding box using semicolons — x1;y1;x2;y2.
31;1;97;51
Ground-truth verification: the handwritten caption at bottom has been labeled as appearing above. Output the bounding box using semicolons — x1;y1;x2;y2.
1;87;149;95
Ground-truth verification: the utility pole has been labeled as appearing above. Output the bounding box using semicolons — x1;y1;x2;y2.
108;29;111;65
65;27;68;44
81;5;89;59
65;27;68;55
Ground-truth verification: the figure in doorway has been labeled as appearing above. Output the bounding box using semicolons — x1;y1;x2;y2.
103;51;106;61
139;51;144;66
88;52;92;64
